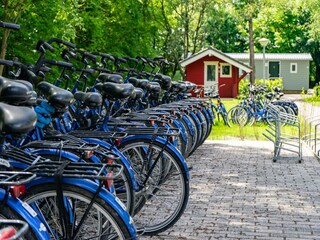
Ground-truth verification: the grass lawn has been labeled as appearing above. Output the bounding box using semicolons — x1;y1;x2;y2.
207;98;300;141
303;95;320;106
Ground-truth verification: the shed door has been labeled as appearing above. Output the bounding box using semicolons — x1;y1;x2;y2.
269;61;280;78
204;61;218;90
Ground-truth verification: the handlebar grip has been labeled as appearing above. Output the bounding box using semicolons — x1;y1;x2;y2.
36;40;54;52
43;42;55;52
124;57;139;64
116;57;127;63
0;59;14;67
47;38;76;49
137;56;148;63
0;21;20;30
80;51;97;62
45;59;73;68
91;52;115;61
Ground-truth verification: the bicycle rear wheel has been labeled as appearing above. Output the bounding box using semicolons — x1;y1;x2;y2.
119;139;189;235
227;105;248;127
22;183;134;239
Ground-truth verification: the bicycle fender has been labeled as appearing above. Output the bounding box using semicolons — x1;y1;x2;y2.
5;195;50;239
26;177;137;238
182;115;195;136
189;112;201;130
173;119;188;142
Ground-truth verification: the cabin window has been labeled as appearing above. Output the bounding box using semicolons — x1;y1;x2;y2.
220;63;232;77
290;63;297;73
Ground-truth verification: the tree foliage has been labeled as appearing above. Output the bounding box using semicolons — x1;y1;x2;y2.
0;0;320;83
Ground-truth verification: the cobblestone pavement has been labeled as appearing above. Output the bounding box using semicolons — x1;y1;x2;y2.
141;140;320;240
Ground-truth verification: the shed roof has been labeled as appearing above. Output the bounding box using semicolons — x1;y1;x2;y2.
180;46;253;73
226;53;313;61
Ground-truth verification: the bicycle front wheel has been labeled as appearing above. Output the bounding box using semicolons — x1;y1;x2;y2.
22;183;135;240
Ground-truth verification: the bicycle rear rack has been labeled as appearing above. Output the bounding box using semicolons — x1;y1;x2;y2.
2;147;48;166
44;132;122;161
123;127;180;136
68;130;127;140
263;104;302;163
3;145;120;171
21;140;99;151
0;170;36;186
28;161;123;180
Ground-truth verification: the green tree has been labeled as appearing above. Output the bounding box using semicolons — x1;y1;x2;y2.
204;4;247;52
0;0;33;74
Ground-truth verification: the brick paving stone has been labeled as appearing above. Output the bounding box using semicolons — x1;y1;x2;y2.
140;138;320;240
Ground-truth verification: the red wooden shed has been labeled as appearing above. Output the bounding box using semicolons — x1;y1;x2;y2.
180;47;252;98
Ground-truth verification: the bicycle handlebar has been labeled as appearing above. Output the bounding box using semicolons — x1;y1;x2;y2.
0;21;20;30
47;38;76;49
36;40;55;53
44;59;73;68
0;59;14;67
76;49;97;62
92;52;115;62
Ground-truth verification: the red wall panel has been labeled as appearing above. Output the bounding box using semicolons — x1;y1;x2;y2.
185;55;240;98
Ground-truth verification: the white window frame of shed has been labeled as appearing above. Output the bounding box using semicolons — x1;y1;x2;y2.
204;61;218;89
290;63;298;73
220;63;232;77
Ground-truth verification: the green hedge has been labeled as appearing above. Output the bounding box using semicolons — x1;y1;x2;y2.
238;78;283;99
313;85;320;96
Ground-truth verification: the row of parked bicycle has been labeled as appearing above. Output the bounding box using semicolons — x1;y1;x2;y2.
203;84;298;127
0;21;214;239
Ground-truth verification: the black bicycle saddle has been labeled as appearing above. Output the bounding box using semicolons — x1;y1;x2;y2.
0;77;34;105
96;82;135;99
74;91;103;107
147;82;161;93
37;82;73;109
97;73;123;83
0;102;37;135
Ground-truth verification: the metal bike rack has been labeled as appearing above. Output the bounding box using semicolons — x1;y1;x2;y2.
263;104;302;163
302;116;320;159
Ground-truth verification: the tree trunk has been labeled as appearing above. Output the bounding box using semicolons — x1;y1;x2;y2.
0;29;10;76
248;16;255;84
312;45;320;84
184;1;189;58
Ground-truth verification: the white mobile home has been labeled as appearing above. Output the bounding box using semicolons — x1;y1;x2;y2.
226;53;313;91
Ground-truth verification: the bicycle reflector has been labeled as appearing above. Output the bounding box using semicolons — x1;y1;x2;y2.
150;120;155;125
169;135;175;143
115;138;121;146
0;226;17;240
105;171;114;191
84;150;94;160
10;185;26;198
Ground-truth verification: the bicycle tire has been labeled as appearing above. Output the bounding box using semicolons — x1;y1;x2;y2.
119;139;189;235
180;116;194;157
195;110;208;146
